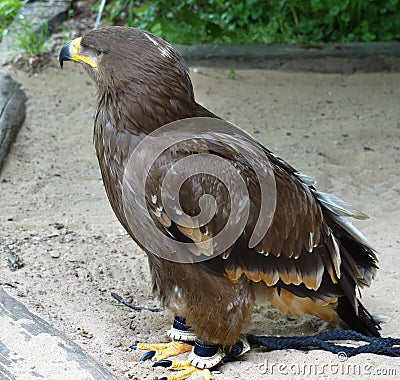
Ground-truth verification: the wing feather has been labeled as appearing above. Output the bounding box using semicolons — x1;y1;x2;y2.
141;120;378;333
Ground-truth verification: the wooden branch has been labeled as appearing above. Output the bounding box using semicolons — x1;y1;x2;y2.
111;292;162;313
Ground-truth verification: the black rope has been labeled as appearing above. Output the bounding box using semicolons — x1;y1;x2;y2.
247;330;400;357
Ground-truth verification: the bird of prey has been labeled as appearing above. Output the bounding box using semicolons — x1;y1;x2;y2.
59;27;380;380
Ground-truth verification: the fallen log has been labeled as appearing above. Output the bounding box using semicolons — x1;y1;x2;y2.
0;74;27;172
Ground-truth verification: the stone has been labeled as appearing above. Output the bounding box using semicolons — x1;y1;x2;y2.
0;73;27;172
0;1;72;65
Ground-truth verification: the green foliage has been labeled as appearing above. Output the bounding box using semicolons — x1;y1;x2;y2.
1;1;51;57
265;0;400;43
0;0;26;41
97;0;400;44
12;21;49;56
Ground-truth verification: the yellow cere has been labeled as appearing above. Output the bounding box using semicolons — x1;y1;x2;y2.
71;37;98;69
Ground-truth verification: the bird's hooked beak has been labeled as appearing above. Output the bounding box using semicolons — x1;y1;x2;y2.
59;37;98;69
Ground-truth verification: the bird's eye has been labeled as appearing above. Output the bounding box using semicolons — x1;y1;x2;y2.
96;50;102;56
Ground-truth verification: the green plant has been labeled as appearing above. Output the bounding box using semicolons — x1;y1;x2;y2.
12;21;49;56
95;0;400;44
97;0;271;44
0;0;26;41
264;0;400;43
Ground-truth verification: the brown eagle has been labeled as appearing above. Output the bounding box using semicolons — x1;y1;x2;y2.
59;27;380;379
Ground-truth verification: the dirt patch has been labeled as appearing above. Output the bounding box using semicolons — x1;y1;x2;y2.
1;60;399;379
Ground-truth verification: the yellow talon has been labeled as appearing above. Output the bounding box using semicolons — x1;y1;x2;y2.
166;362;213;380
169;360;192;370
137;342;168;350
136;341;193;360
134;342;216;379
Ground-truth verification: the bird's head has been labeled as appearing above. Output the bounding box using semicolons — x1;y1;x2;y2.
59;26;193;96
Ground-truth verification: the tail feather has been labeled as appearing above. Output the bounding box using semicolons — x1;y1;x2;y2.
313;189;380;336
337;296;381;337
328;212;378;288
313;190;369;220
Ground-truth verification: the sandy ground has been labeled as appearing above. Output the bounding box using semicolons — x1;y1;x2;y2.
1;59;399;379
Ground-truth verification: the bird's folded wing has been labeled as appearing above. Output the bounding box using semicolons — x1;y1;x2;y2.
143;131;376;304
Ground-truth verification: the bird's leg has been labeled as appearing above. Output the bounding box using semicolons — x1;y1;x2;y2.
132;341;193;361
133;317;251;379
131;316;195;361
152;337;251;380
153;340;223;380
167;316;198;342
154;359;213;380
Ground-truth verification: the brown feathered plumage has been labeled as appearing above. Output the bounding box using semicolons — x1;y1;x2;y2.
59;27;380;347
